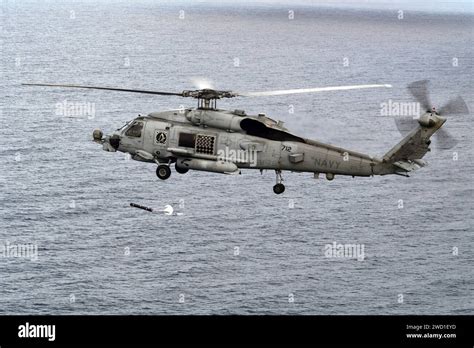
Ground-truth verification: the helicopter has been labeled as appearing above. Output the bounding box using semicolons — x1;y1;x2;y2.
23;80;468;194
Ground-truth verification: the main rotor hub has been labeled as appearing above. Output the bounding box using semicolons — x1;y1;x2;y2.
182;89;236;100
182;89;237;109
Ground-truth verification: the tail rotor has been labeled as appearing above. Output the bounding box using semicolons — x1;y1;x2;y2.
395;80;469;150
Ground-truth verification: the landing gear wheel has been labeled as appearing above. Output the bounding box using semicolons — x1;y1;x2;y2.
273;183;285;194
175;163;189;174
156;165;171;180
273;169;285;194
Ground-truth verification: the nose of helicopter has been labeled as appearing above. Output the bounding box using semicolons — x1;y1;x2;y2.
108;134;121;150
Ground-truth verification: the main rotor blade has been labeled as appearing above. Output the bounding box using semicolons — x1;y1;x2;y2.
407;80;432;112
438;96;469;116
237;84;392;97
22;83;184;97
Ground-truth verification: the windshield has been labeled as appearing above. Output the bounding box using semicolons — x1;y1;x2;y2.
116;120;132;131
125;121;144;138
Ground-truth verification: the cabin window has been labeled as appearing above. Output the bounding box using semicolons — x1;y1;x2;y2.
125;121;143;138
179;133;196;148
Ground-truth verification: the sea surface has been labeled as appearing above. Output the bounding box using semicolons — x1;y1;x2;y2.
0;0;473;314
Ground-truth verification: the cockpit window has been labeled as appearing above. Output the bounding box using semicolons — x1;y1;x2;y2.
125;121;143;137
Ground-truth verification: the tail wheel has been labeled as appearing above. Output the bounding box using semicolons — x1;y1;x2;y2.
175;163;189;174
156;165;171;180
273;183;285;194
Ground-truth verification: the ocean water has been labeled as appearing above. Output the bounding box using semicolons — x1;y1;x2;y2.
0;0;473;314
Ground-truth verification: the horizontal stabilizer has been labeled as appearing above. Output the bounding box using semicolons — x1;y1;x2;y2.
393;159;427;172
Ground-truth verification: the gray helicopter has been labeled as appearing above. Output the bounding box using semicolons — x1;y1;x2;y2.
24;80;468;194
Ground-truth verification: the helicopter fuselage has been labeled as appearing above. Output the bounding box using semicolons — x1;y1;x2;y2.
93;105;444;194
99;108;402;180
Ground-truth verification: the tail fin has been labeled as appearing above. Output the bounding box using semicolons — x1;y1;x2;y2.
383;113;446;172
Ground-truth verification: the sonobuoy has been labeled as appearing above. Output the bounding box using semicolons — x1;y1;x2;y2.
130;203;153;212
